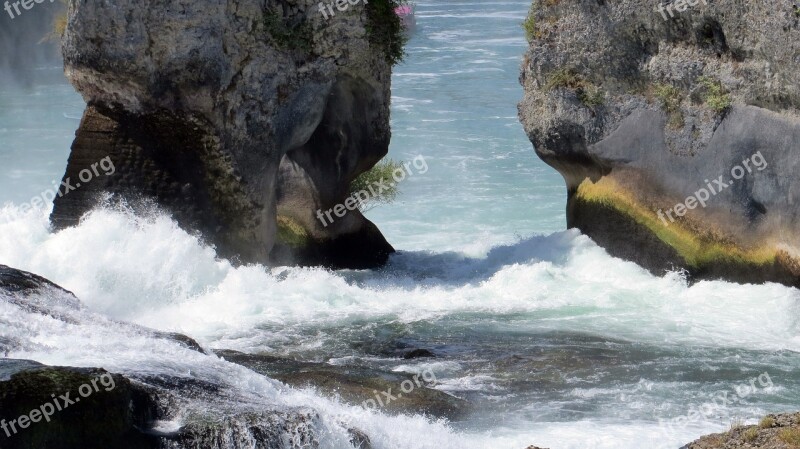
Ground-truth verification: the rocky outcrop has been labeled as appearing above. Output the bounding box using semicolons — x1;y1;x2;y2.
682;413;800;448
52;0;398;268
518;0;800;286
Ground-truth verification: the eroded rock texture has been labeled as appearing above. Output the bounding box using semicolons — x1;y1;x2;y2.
52;0;395;267
518;0;800;286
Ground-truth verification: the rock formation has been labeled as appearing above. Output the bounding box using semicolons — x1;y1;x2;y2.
52;0;400;268
518;0;800;286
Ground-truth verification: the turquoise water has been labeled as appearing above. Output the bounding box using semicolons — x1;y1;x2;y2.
369;0;565;252
2;1;800;449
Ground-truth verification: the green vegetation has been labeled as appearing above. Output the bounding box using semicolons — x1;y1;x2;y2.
779;428;800;446
522;14;537;41
366;0;408;66
742;427;759;442
263;10;313;52
759;416;775;429
575;177;776;268
545;67;585;90
40;0;68;43
276;215;310;247
698;76;732;114
577;85;605;107
545;68;605;107
349;159;403;210
653;83;685;129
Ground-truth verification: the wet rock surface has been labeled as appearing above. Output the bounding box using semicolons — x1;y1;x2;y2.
215;349;468;420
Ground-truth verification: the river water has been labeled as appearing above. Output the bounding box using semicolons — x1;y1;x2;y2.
1;1;799;448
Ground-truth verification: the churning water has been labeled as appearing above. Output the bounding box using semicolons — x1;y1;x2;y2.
1;1;799;448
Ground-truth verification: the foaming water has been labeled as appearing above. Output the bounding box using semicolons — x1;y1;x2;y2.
2;205;800;448
2;0;800;448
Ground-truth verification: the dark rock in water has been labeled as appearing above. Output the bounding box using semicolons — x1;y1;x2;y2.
52;0;399;269
0;265;75;297
0;361;160;449
518;0;800;287
215;349;468;421
153;332;207;355
403;349;436;359
346;426;372;449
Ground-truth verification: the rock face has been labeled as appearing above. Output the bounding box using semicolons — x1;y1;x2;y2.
518;0;800;286
53;0;397;268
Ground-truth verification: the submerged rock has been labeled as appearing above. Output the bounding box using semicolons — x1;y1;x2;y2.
215;349;468;420
518;0;800;286
53;0;400;269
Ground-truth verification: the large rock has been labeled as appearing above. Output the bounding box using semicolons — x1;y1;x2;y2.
518;0;800;286
52;0;397;268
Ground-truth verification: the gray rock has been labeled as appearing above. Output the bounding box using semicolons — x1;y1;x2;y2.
518;0;800;286
53;0;398;268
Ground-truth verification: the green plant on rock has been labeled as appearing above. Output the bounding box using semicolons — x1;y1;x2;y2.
276;215;310;247
263;10;313;52
349;158;403;210
698;76;732;114
779;428;800;445
522;14;537;41
545;67;584;90
366;0;408;66
759;416;776;429
742;427;759;442
545;67;604;107
653;83;685;129
40;0;68;43
577;85;605;107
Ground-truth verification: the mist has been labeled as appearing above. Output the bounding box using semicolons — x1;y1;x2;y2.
0;0;67;88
